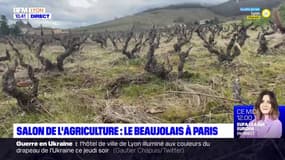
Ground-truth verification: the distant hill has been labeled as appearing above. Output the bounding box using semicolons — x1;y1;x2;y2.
77;7;226;32
76;0;283;32
140;3;205;13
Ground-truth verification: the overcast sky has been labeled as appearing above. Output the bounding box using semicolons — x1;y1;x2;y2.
0;0;229;29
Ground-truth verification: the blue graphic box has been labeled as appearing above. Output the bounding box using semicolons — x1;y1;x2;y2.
234;105;285;138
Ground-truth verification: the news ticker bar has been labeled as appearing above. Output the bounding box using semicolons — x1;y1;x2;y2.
13;7;51;20
0;139;284;160
13;124;234;138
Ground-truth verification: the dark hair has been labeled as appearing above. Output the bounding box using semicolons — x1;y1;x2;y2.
254;90;279;121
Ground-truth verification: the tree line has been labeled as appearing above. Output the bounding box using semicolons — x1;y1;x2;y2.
0;15;21;36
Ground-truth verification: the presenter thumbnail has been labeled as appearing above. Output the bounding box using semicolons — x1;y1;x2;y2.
240;90;282;138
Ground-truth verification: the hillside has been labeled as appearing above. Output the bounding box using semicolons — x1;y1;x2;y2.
77;0;282;32
77;8;226;32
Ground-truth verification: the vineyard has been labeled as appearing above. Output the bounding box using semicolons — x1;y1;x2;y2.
0;8;285;138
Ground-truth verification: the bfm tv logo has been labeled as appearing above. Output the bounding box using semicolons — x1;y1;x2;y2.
13;7;52;20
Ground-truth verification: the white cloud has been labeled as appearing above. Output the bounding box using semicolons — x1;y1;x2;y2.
1;0;229;29
68;0;94;8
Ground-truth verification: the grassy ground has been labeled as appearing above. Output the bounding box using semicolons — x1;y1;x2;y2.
0;22;285;137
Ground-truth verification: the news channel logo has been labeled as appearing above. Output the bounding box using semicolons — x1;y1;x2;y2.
261;9;271;18
13;7;52;20
240;7;271;20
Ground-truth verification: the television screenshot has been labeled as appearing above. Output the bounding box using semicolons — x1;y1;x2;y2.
0;0;285;159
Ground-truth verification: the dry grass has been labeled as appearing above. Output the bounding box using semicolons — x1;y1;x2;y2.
0;22;285;137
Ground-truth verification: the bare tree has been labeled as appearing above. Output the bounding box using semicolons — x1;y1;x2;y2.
173;25;195;79
162;26;177;43
106;31;119;51
197;23;252;63
121;27;144;59
177;46;192;79
3;40;41;112
21;35;37;51
271;10;285;49
173;24;194;53
144;27;172;79
273;9;285;34
90;32;107;48
236;22;253;47
44;30;88;71
257;26;275;54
